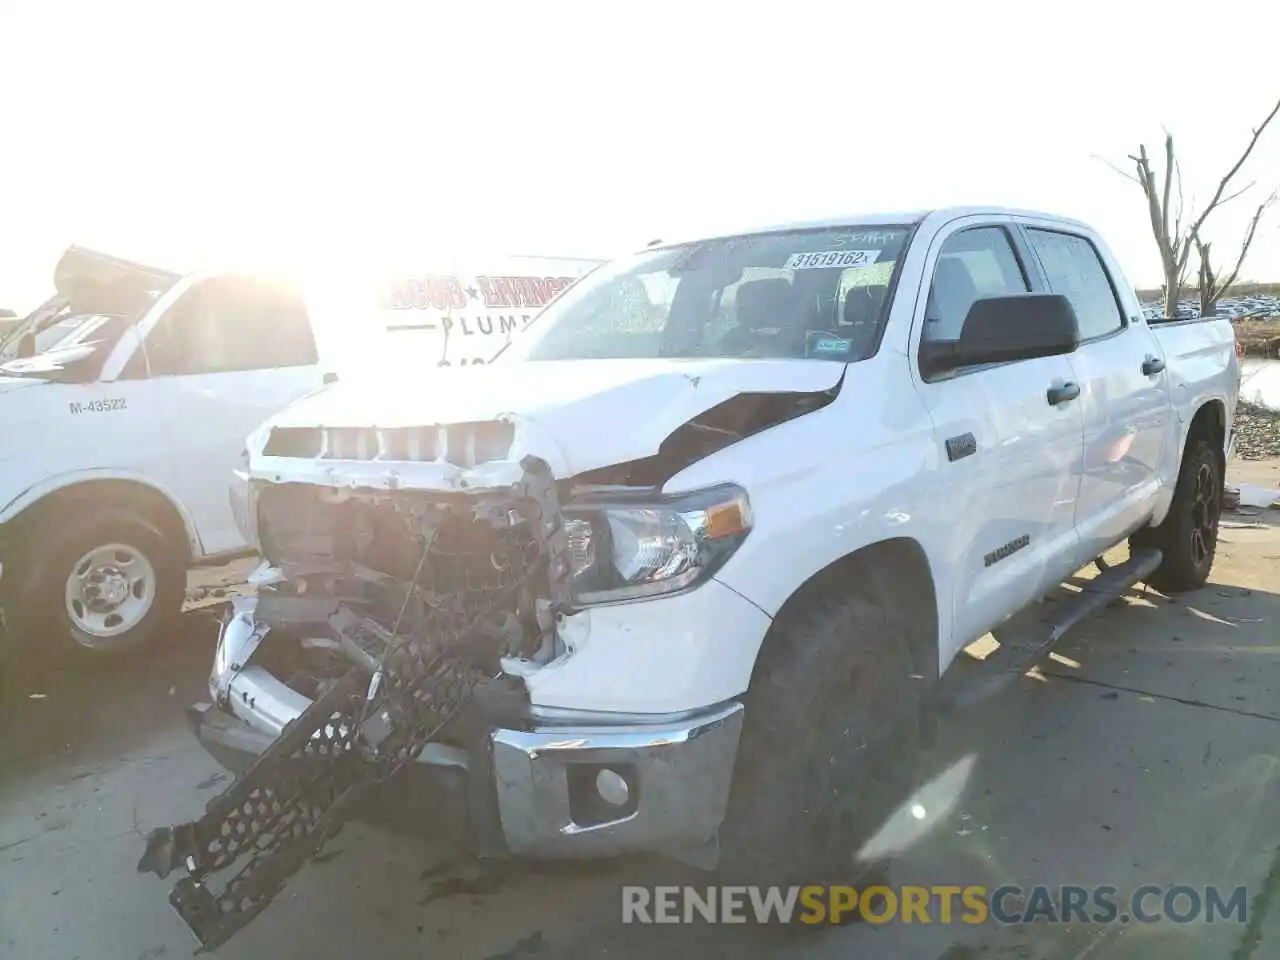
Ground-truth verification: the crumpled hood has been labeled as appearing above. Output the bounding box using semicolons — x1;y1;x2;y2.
263;358;845;478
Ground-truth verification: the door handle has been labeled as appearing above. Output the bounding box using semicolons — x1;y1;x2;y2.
1046;382;1081;405
323;371;339;385
1141;356;1165;376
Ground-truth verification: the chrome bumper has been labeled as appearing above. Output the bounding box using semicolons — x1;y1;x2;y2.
204;597;744;860
491;703;743;860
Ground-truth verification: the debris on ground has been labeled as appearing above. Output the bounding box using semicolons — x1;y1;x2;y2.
1234;402;1280;461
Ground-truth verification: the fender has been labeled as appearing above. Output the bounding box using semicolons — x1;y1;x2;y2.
0;467;204;558
1143;392;1231;529
665;356;955;669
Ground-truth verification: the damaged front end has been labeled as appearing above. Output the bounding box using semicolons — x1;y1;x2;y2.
138;455;571;950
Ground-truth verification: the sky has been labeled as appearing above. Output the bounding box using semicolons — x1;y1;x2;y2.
3;1;1280;313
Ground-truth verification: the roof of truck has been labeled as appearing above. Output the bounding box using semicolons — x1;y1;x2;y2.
647;206;1094;250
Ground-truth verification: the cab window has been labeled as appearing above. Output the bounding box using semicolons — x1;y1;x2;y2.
1025;229;1125;340
922;226;1030;345
144;277;317;376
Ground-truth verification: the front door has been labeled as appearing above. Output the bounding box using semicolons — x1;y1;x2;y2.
130;276;327;556
910;220;1085;657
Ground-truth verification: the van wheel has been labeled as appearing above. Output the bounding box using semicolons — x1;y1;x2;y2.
1131;436;1222;593
717;558;926;894
23;509;184;656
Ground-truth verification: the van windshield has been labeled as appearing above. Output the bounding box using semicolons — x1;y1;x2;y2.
497;225;914;363
0;313;130;382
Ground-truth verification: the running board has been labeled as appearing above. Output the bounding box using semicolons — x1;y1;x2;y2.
937;548;1163;713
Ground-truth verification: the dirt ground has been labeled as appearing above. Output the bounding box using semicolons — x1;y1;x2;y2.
2;460;1278;960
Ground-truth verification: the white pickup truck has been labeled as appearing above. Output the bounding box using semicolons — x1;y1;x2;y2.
0;248;599;662
0;247;336;660
142;207;1238;949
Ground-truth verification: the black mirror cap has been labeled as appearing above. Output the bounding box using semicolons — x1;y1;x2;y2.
924;293;1080;375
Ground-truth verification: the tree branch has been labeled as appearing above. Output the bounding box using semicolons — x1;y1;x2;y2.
1172;153;1185;241
1132;145;1173;266
1161;133;1174;241
1213;179;1257;210
1209;192;1275;300
1185;97;1280;242
1094;153;1140;183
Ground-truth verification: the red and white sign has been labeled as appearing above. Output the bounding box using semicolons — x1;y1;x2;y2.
373;258;603;365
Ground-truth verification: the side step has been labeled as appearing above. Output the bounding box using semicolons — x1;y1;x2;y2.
936;547;1163;713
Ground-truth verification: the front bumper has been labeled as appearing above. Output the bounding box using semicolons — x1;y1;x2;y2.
198;598;744;862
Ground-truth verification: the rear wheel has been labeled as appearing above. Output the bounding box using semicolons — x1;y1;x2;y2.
1131;436;1222;592
716;556;928;898
19;508;184;657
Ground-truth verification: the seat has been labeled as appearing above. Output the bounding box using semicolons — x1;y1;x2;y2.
724;278;799;355
836;284;888;358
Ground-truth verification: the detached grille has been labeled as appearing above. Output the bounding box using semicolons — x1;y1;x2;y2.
262;421;514;467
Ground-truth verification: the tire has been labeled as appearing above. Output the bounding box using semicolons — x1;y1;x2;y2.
1131;436;1223;593
716;556;927;893
18;507;184;657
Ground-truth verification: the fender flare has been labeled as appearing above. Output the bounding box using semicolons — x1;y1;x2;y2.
1145;394;1231;530
0;468;203;558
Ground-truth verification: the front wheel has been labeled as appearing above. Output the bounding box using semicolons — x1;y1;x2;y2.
1131;436;1223;593
21;509;184;657
716;557;927;890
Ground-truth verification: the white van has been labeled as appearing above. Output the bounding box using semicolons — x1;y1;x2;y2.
0;247;600;659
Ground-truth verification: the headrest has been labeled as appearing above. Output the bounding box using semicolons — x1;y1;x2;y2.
932;258;977;304
927;258;981;340
736;278;795;331
843;284;888;326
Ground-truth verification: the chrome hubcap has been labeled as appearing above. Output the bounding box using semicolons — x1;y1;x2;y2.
64;543;156;646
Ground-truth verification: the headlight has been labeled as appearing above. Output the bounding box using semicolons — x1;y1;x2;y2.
562;484;752;606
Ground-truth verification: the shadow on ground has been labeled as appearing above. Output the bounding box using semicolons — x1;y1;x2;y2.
1;608;222;776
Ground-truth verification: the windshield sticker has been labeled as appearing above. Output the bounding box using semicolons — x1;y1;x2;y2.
785;249;881;271
807;333;853;357
827;231;903;246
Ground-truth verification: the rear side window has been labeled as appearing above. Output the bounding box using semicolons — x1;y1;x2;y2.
1025;229;1124;340
148;278;318;375
922;226;1029;343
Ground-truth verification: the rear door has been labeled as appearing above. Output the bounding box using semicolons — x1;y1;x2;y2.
121;276;329;556
910;219;1085;650
1018;224;1170;564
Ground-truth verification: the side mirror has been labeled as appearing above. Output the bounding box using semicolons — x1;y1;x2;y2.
923;293;1080;375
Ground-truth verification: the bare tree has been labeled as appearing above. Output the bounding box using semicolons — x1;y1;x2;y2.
1196;192;1275;316
1104;97;1280;318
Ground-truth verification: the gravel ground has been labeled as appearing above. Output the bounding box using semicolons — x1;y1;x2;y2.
1233;402;1280;460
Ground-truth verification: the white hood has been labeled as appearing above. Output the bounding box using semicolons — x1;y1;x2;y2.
265;358;845;479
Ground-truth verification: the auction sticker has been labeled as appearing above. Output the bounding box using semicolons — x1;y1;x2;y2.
785;249;881;270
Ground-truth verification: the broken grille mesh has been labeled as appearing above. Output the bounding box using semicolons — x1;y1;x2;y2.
137;457;569;950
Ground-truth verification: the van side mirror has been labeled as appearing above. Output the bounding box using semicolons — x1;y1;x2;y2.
922;293;1080;375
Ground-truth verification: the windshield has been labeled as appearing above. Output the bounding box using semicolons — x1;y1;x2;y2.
0;313;130;382
498;225;914;364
